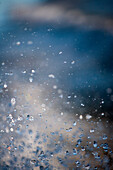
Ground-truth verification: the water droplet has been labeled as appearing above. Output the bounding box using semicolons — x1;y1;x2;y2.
29;77;33;83
101;100;104;104
93;141;97;148
85;164;90;169
61;112;63;116
73;148;77;155
66;127;72;132
53;85;57;89
81;146;85;151
22;70;26;74
16;41;21;45
31;69;35;73
68;95;71;99
2;62;5;66
77;139;82;145
10;128;14;132
86;114;92;120
59;51;62;55
73;121;76;126
90;129;94;133
30;160;36;164
48;74;55;78
79;115;83;120
29;129;33;135
6;127;9;133
11;98;16;106
75;160;80;167
103;143;108;151
29;116;34;121
4;83;7;88
103;135;108;140
71;61;75;64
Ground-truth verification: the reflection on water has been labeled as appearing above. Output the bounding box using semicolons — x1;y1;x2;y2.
0;0;113;169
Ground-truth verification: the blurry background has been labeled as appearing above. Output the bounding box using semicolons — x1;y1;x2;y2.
0;0;113;169
0;0;113;117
